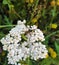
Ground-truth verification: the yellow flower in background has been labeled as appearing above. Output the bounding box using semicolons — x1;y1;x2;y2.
49;47;54;53
50;23;58;29
51;51;57;58
56;0;59;6
32;18;38;23
25;0;33;3
50;0;56;7
29;0;33;3
49;47;57;58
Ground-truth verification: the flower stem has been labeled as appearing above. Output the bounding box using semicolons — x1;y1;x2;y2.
31;0;39;19
45;30;59;39
27;0;39;25
0;25;16;28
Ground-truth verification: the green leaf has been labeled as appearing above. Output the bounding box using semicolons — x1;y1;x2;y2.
0;32;5;39
42;9;46;18
3;0;8;4
51;6;56;17
3;0;11;5
39;57;56;65
21;34;27;41
39;59;51;65
3;58;8;65
55;41;59;55
4;16;12;25
27;58;32;65
44;38;49;45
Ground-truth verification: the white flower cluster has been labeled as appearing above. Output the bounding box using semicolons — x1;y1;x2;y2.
0;20;48;65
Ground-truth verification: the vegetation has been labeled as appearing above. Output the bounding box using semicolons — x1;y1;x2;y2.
0;0;59;65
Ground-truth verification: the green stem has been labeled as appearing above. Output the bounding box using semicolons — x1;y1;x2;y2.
14;10;22;19
28;58;30;65
0;25;16;28
31;0;39;19
45;30;59;39
27;0;39;25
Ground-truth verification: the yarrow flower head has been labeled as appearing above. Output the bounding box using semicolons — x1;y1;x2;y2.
0;20;48;65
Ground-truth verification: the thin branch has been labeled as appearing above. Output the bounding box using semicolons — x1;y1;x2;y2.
45;30;59;39
0;25;16;28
